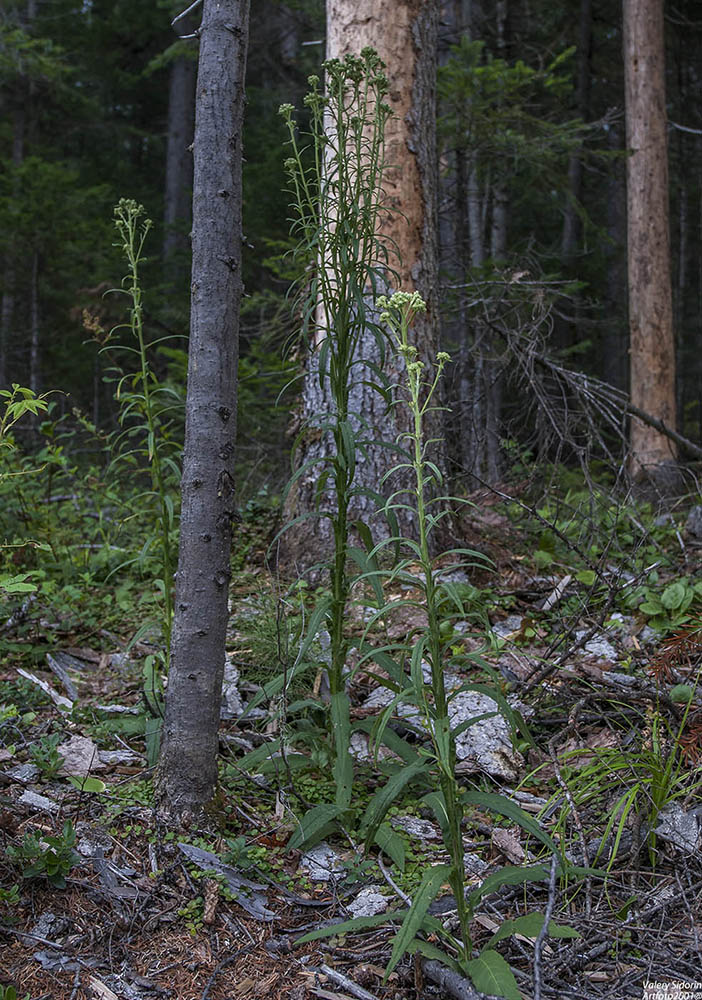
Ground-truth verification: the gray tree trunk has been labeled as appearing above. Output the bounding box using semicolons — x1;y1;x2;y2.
155;0;250;823
163;52;197;276
283;0;441;567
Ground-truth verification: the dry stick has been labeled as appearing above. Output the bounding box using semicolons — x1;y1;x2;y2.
200;943;256;1000
533;852;559;1000
318;964;380;1000
377;853;412;906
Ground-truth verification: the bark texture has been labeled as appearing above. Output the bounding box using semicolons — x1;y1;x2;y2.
623;0;678;483
284;0;440;567
155;0;250;823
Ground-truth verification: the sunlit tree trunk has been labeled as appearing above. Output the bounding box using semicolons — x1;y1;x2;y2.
283;0;440;565
623;0;678;484
156;0;250;824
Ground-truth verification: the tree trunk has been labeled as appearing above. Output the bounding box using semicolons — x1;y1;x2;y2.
602;124;627;391
623;0;678;485
561;0;592;261
163;51;197;277
283;0;440;566
155;0;250;824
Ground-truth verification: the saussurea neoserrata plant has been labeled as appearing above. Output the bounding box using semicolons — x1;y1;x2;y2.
276;50;396;816
297;292;581;1000
106;199;180;653
101;201;183;761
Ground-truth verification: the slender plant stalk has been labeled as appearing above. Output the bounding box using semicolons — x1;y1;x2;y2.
279;52;395;810
112;200;176;651
379;290;472;960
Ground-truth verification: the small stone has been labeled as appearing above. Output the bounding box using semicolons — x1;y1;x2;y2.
655;802;702;853
391;815;440;842
299;842;345;882
5;763;39;784
685;505;702;540
463;851;489;876
347;886;389;918
492;615;523;640
18;789;59;813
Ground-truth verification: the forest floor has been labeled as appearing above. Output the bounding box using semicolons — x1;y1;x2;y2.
1;488;702;1000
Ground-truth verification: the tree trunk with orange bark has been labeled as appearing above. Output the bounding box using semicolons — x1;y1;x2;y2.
623;0;678;487
283;0;441;567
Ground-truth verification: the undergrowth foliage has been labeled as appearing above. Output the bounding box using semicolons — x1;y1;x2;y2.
253;54;585;996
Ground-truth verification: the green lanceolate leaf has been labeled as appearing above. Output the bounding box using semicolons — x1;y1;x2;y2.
462;790;558;854
288;803;342;851
361;757;429;852
406;937;462;973
373;823;406;871
295;910;404;945
385;863;452;979
486;912;579;947
331;691;353;810
465;949;521;1000
469;864;551;908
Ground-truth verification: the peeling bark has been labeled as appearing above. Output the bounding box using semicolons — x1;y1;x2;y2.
283;0;441;567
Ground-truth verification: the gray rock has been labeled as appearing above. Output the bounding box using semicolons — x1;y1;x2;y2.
391;815;440;843
685;505;702;540
347;885;389;918
575;630;618;660
451;690;523;781
18;789;59;813
299;842;345;882
5;763;39;784
221;657;244;718
492;615;523;640
655;802;702;853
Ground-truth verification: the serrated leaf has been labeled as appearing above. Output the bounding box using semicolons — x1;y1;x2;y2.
466;949;521;1000
385;864;452;979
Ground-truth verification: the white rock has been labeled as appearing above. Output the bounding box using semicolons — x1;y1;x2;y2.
57;735;105;777
575;630;618;660
391;815;440;842
299;842;345;882
347;886;389;918
655;803;702;853
451;689;523;781
18;789;59;813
